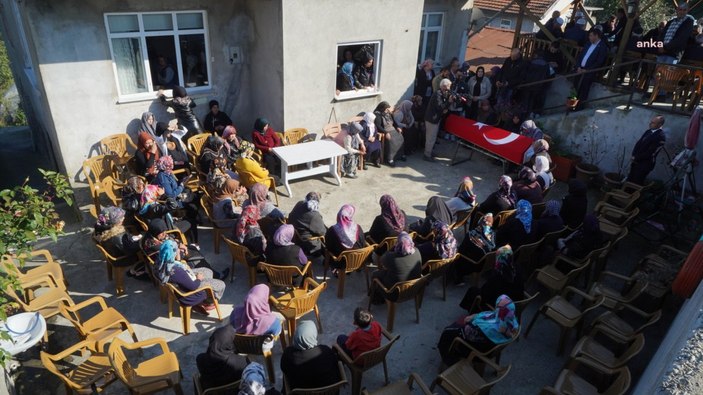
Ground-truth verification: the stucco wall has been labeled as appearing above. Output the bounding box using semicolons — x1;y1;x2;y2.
22;0;270;181
280;0;425;129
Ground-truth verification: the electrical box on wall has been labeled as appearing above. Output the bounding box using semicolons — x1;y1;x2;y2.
229;46;242;64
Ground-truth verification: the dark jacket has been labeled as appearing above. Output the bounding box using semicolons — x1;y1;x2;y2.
337;73;354;92
660;15;695;58
203;111;233;134
367;213;407;245
498;55;527;87
134;150;157;178
576;40;608;70
632;128;666;164
196;325;248;390
353;64;373;89
97;232;141;267
414;67;435;97
159;95;202;140
324;225;366;257
561;181;588;228
523;58;551;91
533;215;564;240
495;217;534;250
280;345;341;391
288;201;327;256
479;191;516;215
266;244;305;267
375;249;422;289
424;90;451;124
563;27;588;47
513;181;544;205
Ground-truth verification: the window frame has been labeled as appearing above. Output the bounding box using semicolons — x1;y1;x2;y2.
418;12;444;64
334;40;383;101
500;18;513;29
104;10;212;103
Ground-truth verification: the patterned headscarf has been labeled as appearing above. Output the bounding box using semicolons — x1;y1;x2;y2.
293;320;318;351
156;155;174;173
273;224;295;247
515;199;533;233
494;245;516;282
305;192;321;212
471;295;519;344
230;284;277;335
432;221;457;259
533;139;550;153
240;140;255;159
139;184;161;214
239;362;268;395
544;200;561;217
394;231;416;256
222;125;241;151
455;177;476;205
155;239;189;284
497;175;516;208
96;206;125;229
380;194;405;233
249;183;269;211
235;205;261;243
333;204;358;249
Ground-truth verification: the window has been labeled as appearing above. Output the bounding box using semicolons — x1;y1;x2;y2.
500;19;512;29
418;12;443;64
104;11;211;101
335;41;382;100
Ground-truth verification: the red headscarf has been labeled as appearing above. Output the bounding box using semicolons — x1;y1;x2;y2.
138;131;160;161
234;205;261;243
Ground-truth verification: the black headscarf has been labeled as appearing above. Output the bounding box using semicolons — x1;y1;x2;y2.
155;122;169;137
254;118;269;134
425;196;453;225
374;101;391;113
209;100;219;110
172;85;187;99
148;218;168;237
475;66;485;83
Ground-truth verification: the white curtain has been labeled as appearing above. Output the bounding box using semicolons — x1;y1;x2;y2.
112;38;146;95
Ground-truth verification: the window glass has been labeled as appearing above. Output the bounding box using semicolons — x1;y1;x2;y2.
179;34;209;87
107;15;139;33
425;31;439;60
500;19;512;28
143;14;173;31
145;36;177;90
111;38;148;95
177;13;204;30
428;14;443;27
422;14;427;26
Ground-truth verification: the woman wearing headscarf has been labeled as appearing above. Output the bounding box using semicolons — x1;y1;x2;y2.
93;206;141;268
158;85;202;143
499;111;524;134
513;167;543;205
438;294;519;365
367;194;407;248
519;120;544;140
410;196;454;239
231;284;284;337
360;112;383;168
324;204;367;258
479;175;517;214
154;121;189;172
288;192;327;258
134;132;161;180
153;155;199;243
212;178;245;228
156;239;226;314
561;179;588;228
234;205;267;257
496;199;535;250
556;213;603;260
222;125;245;163
370;232;422;304
199;135;226;173
140;111;157;139
393;100;420;155
340;122;366;178
196;324;249;390
475;100;498;125
235;141;275;190
460;246;525;313
534;155;554;191
137;184;192;240
445;177;477;216
206;156;236;197
336;61;356;92
456;213;497;283
373;101;405;167
251;118;282;174
466;66;492;119
238;362;281;395
121;176;146;225
202;99;233;135
266;224;308;268
417;221;458;263
534;200;564;239
280;320;341;391
522;138;551;167
244;183;285;219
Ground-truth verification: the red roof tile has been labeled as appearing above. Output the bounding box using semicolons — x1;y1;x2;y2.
465;27;514;70
474;0;554;17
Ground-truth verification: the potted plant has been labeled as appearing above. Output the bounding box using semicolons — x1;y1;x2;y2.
602;142;628;192
548;133;581;182
574;121;605;187
566;89;579;109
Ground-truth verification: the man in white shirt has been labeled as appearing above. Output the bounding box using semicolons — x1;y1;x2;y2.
573;29;608;110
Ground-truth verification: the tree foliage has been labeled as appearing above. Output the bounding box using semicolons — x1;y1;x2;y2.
0;34;13;95
0;169;73;366
587;0;674;31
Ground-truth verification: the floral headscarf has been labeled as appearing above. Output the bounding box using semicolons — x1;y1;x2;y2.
234;205;261;243
432;221;457;259
471;295;519;344
215;178;241;203
156;155;174;173
456;177;476;205
139;184;161;214
494;245;516;282
333;204;358;249
380;194;405;233
96;206;125;229
394;231;416;256
544;200;561;217
239;362;268;395
240;140;255;158
497;175;516;208
515;199;533;233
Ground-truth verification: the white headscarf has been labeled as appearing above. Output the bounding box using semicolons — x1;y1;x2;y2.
533;155;550;173
363;112;377;135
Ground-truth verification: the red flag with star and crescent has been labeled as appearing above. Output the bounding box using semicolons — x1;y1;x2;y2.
444;114;534;164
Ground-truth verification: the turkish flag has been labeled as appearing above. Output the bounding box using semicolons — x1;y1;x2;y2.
445;114;534;165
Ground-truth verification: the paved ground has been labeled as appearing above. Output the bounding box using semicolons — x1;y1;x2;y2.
9;139;685;395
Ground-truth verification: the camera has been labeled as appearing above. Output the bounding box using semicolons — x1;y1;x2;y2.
448;91;468;103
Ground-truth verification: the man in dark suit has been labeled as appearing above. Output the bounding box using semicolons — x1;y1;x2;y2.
628;115;666;185
574;28;608;110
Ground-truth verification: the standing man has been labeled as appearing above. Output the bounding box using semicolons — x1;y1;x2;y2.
628;115;666;185
657;2;695;64
496;48;527;106
424;78;454;162
574;28;608;110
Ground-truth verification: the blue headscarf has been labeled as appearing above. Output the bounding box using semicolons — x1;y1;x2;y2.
156;239;187;284
340;61;355;87
471;295;519;344
239;362;269;395
515;199;532;233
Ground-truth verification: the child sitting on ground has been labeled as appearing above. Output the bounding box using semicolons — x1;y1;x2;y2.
336;307;382;359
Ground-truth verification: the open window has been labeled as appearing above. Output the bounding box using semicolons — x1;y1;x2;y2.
335;41;382;100
105;11;211;102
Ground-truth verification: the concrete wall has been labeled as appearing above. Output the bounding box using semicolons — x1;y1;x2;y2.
21;0;268;181
423;0;472;67
280;0;425;129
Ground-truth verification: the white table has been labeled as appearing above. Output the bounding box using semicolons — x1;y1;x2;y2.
272;140;348;197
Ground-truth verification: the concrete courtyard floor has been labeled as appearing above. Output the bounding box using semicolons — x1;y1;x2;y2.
11;140;683;394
